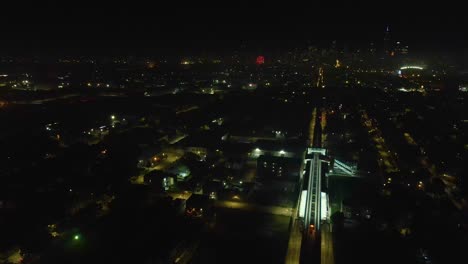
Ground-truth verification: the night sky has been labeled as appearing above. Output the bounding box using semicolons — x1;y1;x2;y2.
1;1;466;55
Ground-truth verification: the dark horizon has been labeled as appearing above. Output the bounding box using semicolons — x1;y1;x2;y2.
1;1;466;56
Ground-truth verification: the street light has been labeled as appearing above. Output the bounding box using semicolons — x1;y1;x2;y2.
111;115;115;120
74;234;80;241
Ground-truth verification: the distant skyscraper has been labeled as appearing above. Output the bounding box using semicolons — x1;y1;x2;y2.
330;40;337;53
395;41;409;56
369;42;376;55
383;25;391;55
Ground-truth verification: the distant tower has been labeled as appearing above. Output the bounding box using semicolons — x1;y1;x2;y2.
331;40;337;52
369;42;376;55
255;55;265;84
256;55;265;65
383;25;391;55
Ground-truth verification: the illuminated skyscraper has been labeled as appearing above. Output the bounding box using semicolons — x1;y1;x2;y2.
383;25;391;55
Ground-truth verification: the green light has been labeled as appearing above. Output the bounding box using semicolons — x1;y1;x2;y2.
74;235;80;240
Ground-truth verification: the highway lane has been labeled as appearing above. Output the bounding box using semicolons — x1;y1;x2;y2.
321;222;335;264
285;218;303;264
309;108;317;147
285;195;303;264
285;106;317;264
288;93;331;263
